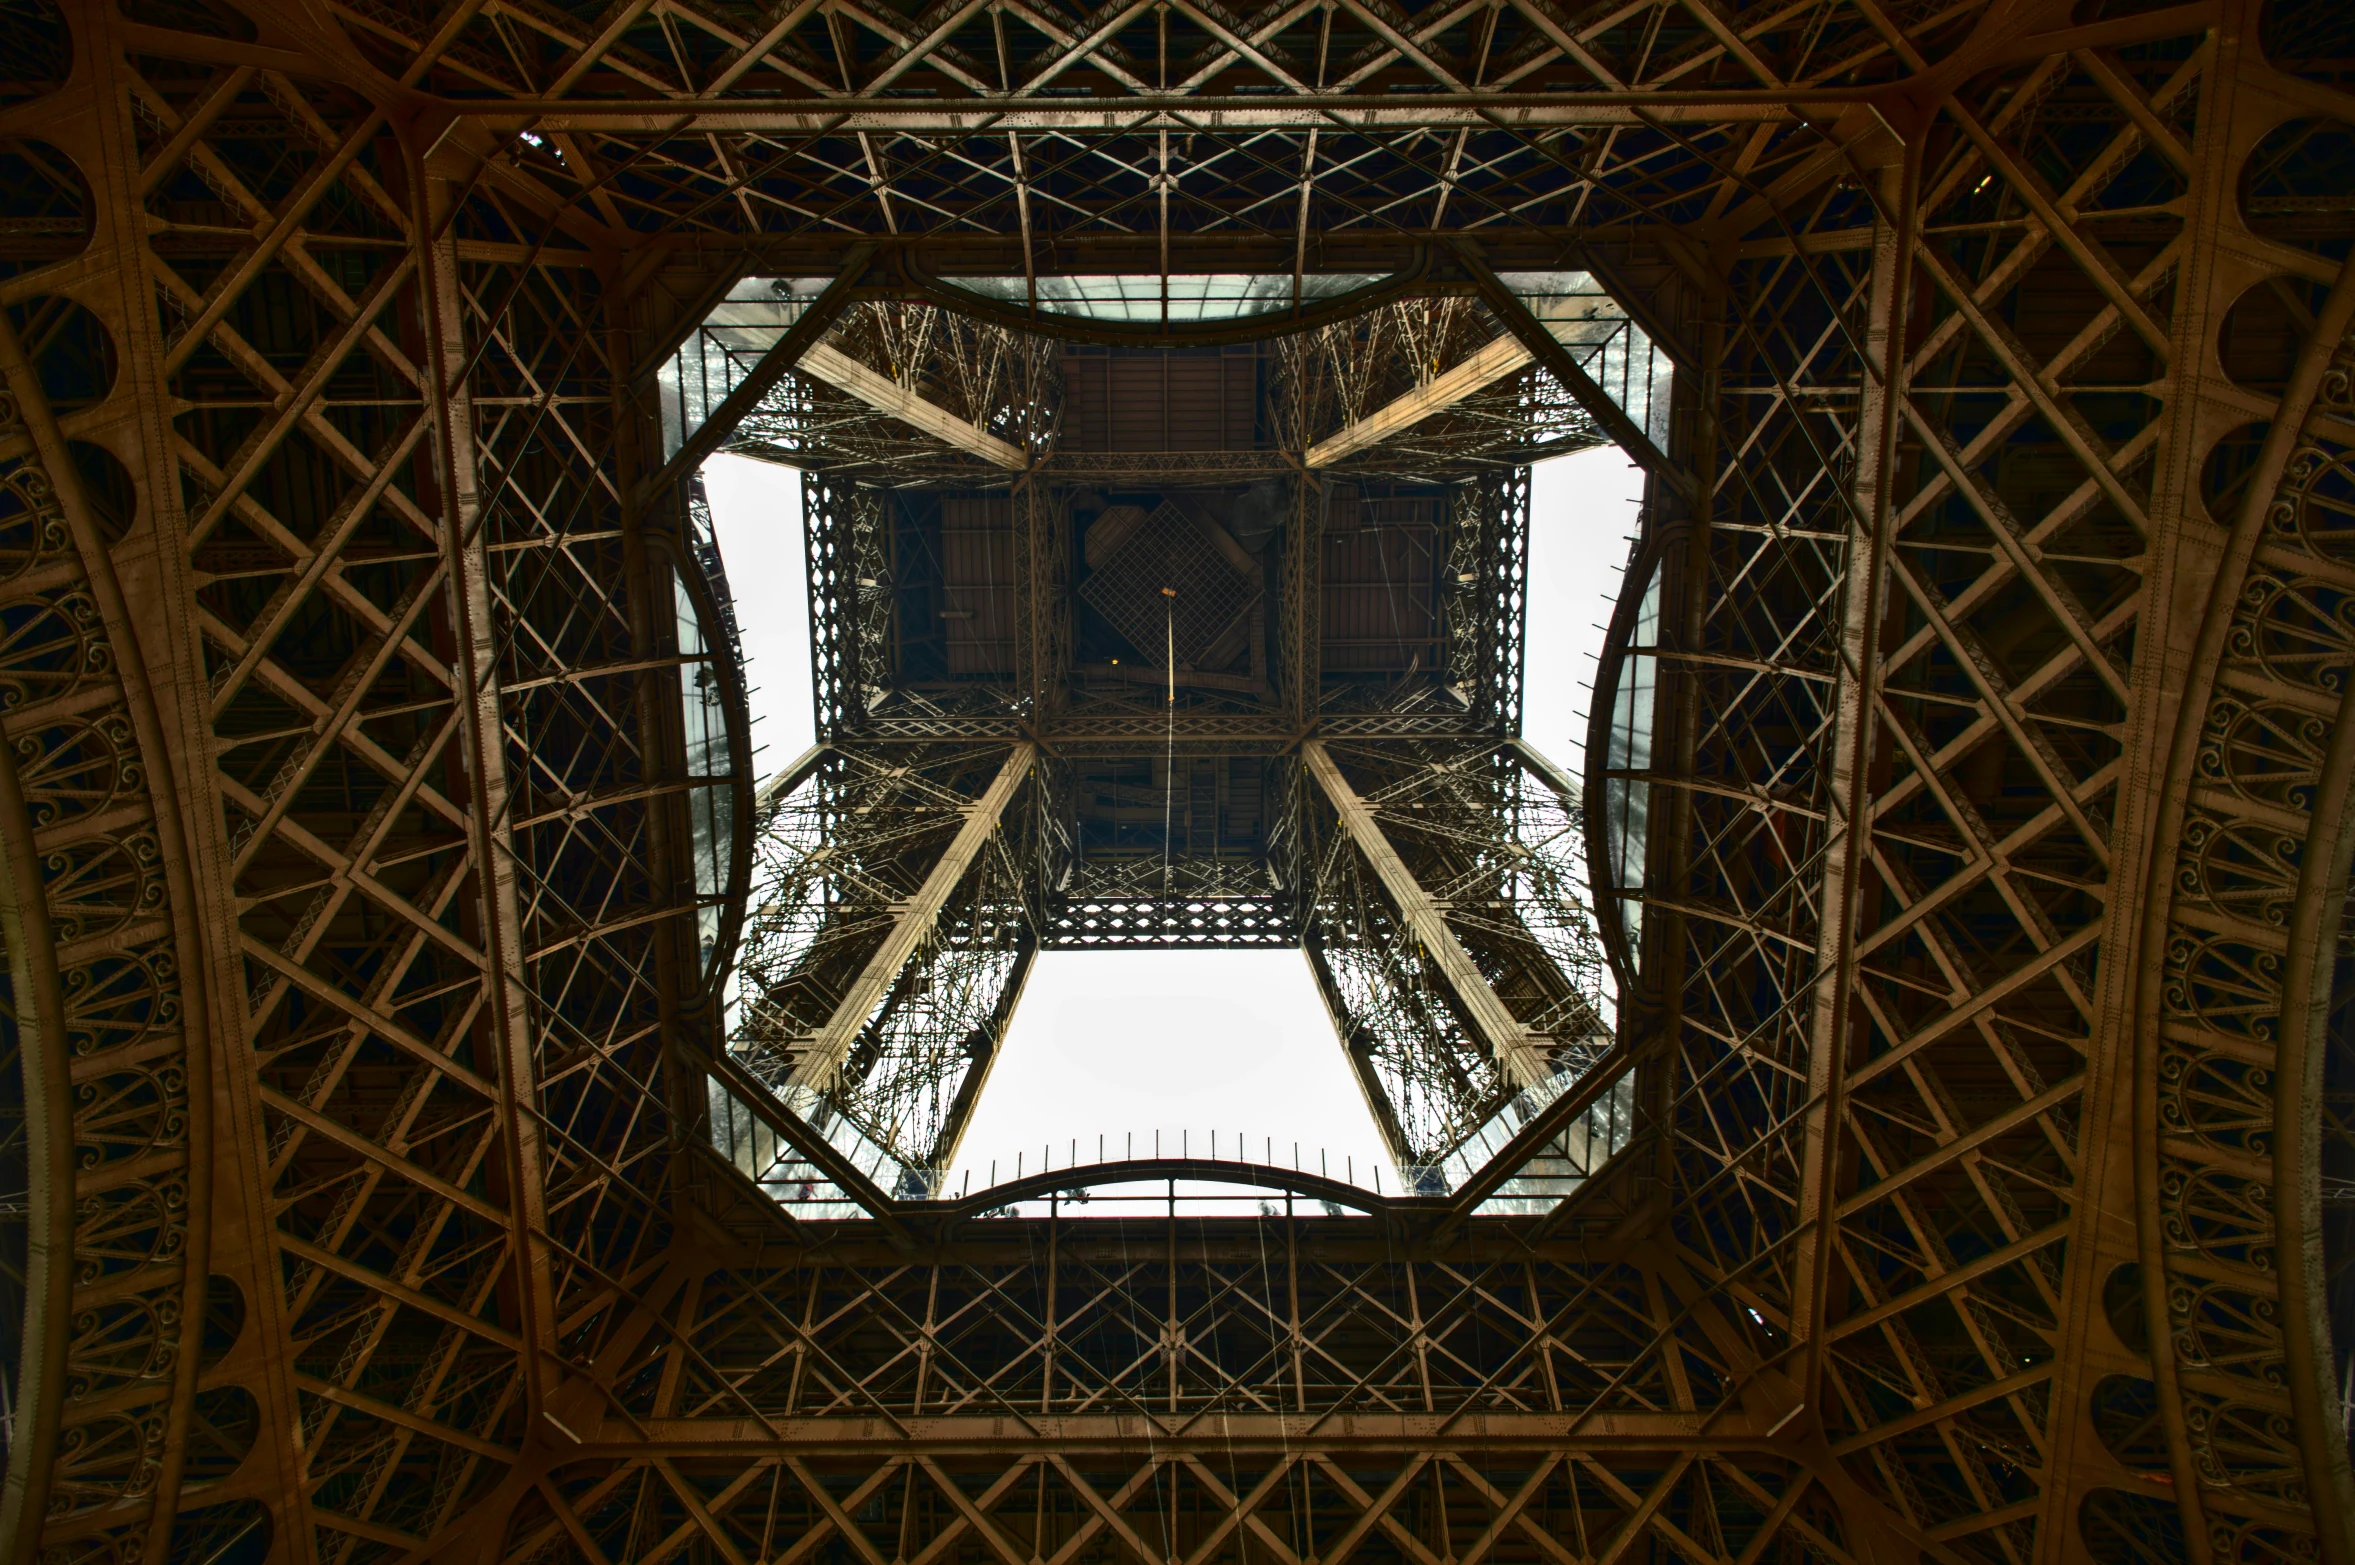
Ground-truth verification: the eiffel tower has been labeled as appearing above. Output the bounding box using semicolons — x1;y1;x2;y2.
0;0;2348;1562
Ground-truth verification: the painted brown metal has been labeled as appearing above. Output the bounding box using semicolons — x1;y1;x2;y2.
0;0;2345;1563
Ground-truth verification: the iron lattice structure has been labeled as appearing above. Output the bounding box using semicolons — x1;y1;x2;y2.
0;3;2344;1565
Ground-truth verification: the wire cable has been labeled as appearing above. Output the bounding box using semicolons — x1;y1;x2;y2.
1162;586;1176;937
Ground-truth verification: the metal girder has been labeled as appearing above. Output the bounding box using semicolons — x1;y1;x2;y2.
726;303;1061;479
1456;244;1696;502
0;308;223;1565
1302;739;1549;1088
1285;735;1612;1168
797;342;1029;469
1282;475;1322;731
1789;148;1910;1416
712;275;1625;486
785;742;1033;1091
641;247;875;500
706;1047;907;1234
1305;333;1535;468
458;98;1843;134
416;157;562;1415
3;2;2350;1564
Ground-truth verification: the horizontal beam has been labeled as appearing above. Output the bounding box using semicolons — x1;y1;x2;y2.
690;232;1670;289
444;94;1852;135
569;1416;1764;1451
839;726;1507;759
798;343;1029;469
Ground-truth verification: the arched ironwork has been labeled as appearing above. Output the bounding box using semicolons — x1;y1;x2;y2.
0;1;2347;1562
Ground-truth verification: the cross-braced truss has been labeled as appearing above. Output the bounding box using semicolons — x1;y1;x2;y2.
1271;738;1615;1165
732;743;1040;1181
0;1;2349;1564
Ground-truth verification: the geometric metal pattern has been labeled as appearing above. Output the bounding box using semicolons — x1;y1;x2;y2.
1281;738;1615;1167
0;4;2347;1565
759;408;1584;1169
1077;500;1255;669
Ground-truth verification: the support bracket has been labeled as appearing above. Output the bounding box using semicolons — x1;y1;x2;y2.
1453;242;1697;504
639;242;878;503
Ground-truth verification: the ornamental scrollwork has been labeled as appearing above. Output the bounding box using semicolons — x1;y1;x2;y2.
2183;1396;2307;1508
69;1063;187;1170
2157;1046;2276;1158
63;1290;181;1401
40;830;166;945
13;712;141;830
2206;1513;2320;1565
2174;813;2304;931
2167;1273;2285;1385
2163;928;2287;1042
0;593;112;712
2158;1166;2276;1274
2262;443;2355;566
0;460;74;585
59;949;181;1060
69;1170;189;1281
0;432;201;1549
2195;698;2331;815
2148;305;2355;1558
2223;569;2355;697
45;1407;167;1513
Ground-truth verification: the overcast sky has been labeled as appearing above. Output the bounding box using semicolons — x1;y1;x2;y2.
701;447;1645;1197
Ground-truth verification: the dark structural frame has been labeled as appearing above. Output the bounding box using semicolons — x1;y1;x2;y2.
0;0;2348;1563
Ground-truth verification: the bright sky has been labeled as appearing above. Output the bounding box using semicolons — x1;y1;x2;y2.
701;447;1645;1196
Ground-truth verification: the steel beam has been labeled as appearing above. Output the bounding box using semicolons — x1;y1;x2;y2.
1790;152;1911;1386
415;164;561;1408
788;743;1035;1090
454;97;1836;134
799;342;1029;469
1429;1053;1633;1241
1306;333;1534;466
706;1051;908;1236
1454;244;1695;503
640;245;876;502
1282;479;1324;730
1301;740;1548;1086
